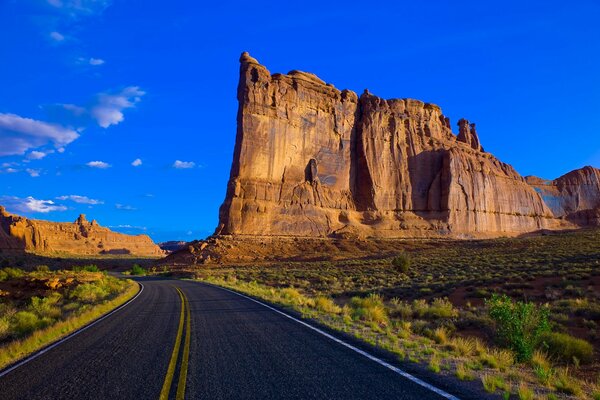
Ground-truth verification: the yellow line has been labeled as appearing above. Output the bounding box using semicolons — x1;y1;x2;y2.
176;290;192;400
159;287;185;400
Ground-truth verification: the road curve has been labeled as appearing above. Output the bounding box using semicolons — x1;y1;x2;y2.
0;277;459;400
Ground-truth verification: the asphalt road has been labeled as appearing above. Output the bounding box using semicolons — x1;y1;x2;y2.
0;278;460;400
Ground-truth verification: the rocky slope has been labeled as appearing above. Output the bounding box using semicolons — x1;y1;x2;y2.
215;52;573;240
526;166;600;226
0;207;164;257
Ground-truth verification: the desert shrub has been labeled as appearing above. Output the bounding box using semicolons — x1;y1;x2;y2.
486;293;550;361
69;283;109;303
350;294;388;325
455;363;474;380
129;264;145;275
0;267;25;281
0;316;10;339
426;298;458;319
517;383;534;400
73;265;100;272
29;293;62;319
12;311;43;336
540;332;593;364
313;296;341;314
391;253;410;273
34;265;50;272
553;368;582;396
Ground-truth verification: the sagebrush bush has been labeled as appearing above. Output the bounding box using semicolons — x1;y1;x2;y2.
72;265;100;272
129;264;145;275
391;253;410;273
486;294;550;361
69;283;109;303
541;332;594;364
0;267;25;281
12;311;43;336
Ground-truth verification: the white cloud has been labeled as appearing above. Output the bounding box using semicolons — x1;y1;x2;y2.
115;203;136;211
49;31;65;42
26;168;41;177
0;196;67;214
131;158;142;167
4;168;18;174
173;160;195;169
89;58;105;66
57;195;104;205
0;113;79;156
61;103;86;116
47;0;112;17
86;160;111;169
57;147;65;153
27;151;47;160
91;86;145;128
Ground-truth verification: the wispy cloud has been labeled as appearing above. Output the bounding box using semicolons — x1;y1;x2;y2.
89;58;105;66
0;196;67;213
27;151;47;160
115;203;136;211
0;113;79;156
26;168;41;177
49;31;65;42
91;87;145;128
46;0;112;17
173;160;195;169
131;158;142;167
86;160;111;169
56;195;104;205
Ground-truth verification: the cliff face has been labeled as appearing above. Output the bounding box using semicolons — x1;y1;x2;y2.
526;166;600;226
0;207;164;257
216;53;572;239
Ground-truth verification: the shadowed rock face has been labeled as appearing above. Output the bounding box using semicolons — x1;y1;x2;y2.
0;207;164;257
215;53;593;239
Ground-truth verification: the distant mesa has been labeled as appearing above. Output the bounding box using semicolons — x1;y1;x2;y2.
0;207;164;257
169;52;600;264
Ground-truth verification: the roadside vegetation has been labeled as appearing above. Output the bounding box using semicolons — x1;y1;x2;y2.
0;265;138;369
188;229;600;399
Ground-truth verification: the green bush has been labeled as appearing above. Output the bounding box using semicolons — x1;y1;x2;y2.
12;311;42;336
0;267;25;281
69;283;109;303
72;265;100;272
486;294;550;361
130;264;146;276
29;293;62;319
541;332;594;364
391;253;411;273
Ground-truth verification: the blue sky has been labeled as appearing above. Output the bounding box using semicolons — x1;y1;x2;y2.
1;0;599;242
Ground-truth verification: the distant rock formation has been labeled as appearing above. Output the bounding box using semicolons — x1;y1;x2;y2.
0;207;164;257
214;52;589;240
526;166;600;226
159;241;188;253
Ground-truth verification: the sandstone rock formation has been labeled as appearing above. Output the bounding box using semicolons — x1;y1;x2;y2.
215;52;576;240
526;166;600;226
0;207;164;257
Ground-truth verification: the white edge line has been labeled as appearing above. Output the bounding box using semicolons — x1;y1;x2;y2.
0;281;144;379
208;283;461;400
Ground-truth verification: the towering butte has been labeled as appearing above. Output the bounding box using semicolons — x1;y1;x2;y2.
211;52;599;243
0;207;163;257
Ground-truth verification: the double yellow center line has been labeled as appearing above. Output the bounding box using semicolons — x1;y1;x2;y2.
160;287;192;400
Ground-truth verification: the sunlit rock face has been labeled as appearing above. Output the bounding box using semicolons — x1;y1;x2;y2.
0;207;164;256
216;53;595;238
